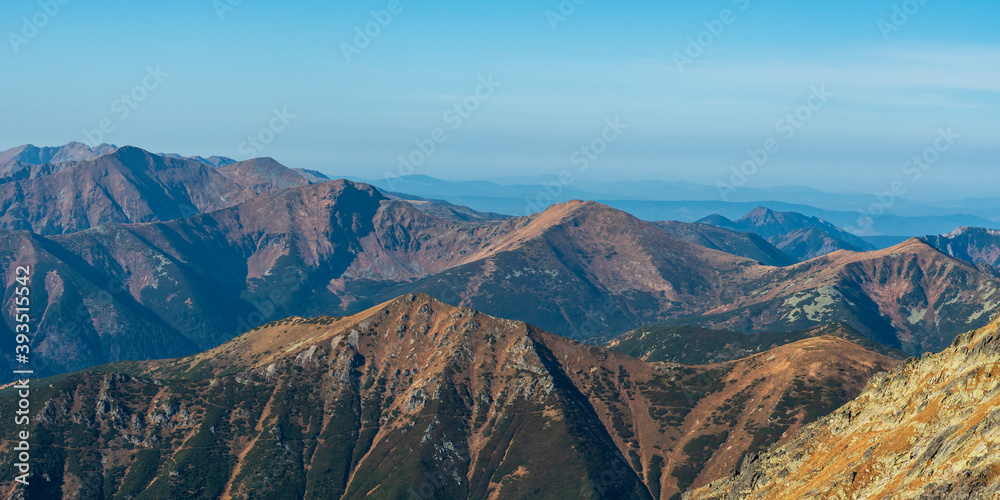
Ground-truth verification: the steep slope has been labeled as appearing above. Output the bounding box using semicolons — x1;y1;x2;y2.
608;323;904;365
699;207;874;261
922;226;1000;269
0;295;898;500
0;146;253;234
687;310;1000;500
653;221;795;267
217;157;316;193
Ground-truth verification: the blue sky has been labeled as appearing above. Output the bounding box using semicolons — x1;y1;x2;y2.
1;0;998;199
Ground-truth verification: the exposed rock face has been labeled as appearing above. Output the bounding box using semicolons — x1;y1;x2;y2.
686;312;1000;500
0;295;897;500
923;226;1000;269
0;146;252;234
699;207;875;261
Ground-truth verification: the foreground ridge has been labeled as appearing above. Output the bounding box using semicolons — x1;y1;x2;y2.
686;311;1000;499
0;294;898;499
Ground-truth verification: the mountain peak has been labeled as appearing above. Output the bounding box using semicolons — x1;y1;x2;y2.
109;144;150;159
740;206;784;224
217;157;318;193
157;293;464;375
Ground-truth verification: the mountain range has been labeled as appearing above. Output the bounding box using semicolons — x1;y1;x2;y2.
695;207;875;261
1;142;999;499
2;145;999;376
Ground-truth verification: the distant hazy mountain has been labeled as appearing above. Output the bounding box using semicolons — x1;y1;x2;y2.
378;175;893;211
653;220;796;266
697;207;875;261
361;175;1000;238
159;152;236;168
921;226;1000;269
385;191;510;222
0;294;898;499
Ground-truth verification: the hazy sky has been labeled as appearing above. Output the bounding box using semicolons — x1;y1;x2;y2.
1;0;997;199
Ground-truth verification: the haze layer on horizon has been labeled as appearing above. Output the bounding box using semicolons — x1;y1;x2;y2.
1;0;997;200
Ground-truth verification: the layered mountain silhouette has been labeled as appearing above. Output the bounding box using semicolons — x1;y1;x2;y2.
0;294;898;499
2;143;999;499
1;148;997;374
698;207;875;261
688;311;1000;499
361;174;1000;237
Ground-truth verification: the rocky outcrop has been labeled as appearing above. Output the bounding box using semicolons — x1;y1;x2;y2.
923;226;1000;269
686;311;1000;500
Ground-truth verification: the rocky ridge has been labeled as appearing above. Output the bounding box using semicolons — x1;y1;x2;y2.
686;310;1000;499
